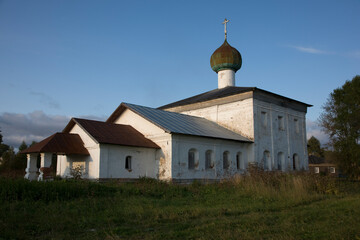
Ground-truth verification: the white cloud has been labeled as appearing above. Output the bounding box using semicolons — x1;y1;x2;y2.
0;111;70;148
0;111;107;148
290;45;330;54
306;119;329;146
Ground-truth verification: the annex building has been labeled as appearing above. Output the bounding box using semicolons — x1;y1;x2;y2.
23;21;311;181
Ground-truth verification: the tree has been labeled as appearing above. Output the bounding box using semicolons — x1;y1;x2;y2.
0;130;10;158
11;141;28;170
319;75;360;178
307;136;324;158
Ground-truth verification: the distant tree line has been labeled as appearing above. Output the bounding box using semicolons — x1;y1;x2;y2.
0;130;35;174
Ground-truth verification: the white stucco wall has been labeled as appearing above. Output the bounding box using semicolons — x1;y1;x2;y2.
253;99;308;171
56;123;100;179
99;144;157;179
168;96;308;172
113;108;172;180
179;98;254;140
171;134;250;180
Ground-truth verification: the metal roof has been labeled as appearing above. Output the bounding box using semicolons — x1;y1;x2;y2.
21;133;90;155
118;103;252;142
63;118;160;149
158;86;312;110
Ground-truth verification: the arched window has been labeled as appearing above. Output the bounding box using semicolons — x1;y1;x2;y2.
236;152;243;170
125;156;132;170
188;149;199;170
263;151;271;170
277;152;285;171
293;154;299;170
205;150;214;169
223;151;230;170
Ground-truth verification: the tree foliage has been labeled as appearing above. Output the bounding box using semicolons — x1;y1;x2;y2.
0;130;10;159
319;75;360;178
307;136;324;158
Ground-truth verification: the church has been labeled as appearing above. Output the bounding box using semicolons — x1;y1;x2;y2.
22;20;311;182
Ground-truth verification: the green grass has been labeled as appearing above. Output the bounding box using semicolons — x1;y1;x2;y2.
0;174;360;240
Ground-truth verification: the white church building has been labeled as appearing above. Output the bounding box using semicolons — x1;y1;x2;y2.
23;21;311;182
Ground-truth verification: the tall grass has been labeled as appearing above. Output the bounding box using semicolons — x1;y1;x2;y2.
223;167;339;201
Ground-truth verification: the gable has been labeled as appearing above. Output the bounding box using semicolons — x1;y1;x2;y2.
107;102;252;143
63;118;160;149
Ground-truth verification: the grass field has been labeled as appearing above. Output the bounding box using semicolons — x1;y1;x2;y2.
0;172;360;239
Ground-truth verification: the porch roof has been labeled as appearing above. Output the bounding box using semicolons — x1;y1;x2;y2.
21;132;90;155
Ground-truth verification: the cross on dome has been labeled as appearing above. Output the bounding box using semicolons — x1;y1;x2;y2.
222;18;229;40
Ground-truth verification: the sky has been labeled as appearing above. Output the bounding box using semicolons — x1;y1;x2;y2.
0;0;359;148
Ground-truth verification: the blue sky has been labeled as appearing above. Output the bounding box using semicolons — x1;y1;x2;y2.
0;0;359;147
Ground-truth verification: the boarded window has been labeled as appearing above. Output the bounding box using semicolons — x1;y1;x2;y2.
205;150;214;169
294;119;299;133
188;149;198;170
314;167;319;174
223;151;230;170
278;116;284;130
125;156;132;170
261;111;267;128
263;151;271;170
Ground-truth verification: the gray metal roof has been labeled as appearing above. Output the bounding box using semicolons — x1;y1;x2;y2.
158;86;312;110
122;103;252;143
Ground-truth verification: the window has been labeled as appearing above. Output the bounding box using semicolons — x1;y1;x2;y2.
329;167;335;174
261;111;267;128
277;152;285;171
223;151;230;170
263;151;271;170
236;152;243;170
314;167;319;174
278;116;284;130
293;154;299;170
205;150;214;169
125;156;132;171
294;119;299;133
188;149;199;170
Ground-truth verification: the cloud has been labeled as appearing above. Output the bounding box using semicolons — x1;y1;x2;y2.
30;91;60;109
306;119;329;146
289;45;330;54
0;111;70;148
0;111;107;148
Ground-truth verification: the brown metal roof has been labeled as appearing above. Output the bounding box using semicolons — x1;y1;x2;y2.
63;118;160;149
21;133;90;155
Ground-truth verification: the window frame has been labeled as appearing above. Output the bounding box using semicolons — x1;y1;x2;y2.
125;156;132;171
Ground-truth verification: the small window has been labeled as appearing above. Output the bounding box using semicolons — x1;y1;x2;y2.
314;167;319;174
188;149;199;170
236;152;243;170
294;119;299;133
277;152;285;171
125;156;132;171
278;116;284;130
261;112;267;128
205;150;214;169
329;167;335;173
293;154;299;170
223;151;230;170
